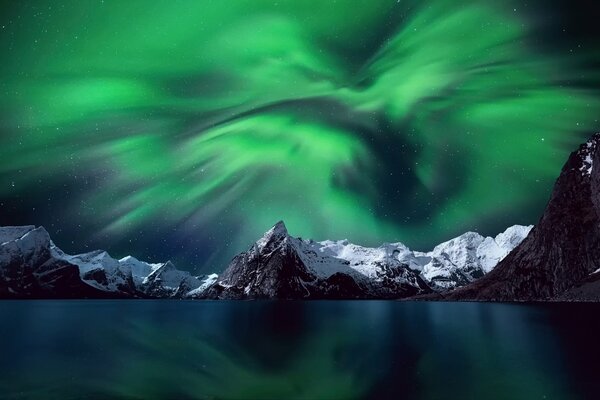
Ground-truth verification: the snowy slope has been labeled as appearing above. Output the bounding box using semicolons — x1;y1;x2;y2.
187;274;219;298
0;226;52;269
51;247;136;292
417;225;533;289
283;224;531;291
119;255;162;286
291;239;418;279
142;261;204;297
23;227;216;297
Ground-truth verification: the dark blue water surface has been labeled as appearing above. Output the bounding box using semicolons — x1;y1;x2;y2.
0;301;598;400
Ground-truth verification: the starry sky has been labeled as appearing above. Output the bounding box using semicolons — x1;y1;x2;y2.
1;0;599;273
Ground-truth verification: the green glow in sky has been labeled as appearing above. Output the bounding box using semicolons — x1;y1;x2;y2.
0;0;598;270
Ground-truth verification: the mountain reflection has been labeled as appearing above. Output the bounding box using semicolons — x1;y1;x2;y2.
0;301;593;399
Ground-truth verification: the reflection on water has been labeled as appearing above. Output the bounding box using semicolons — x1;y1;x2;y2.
0;301;598;400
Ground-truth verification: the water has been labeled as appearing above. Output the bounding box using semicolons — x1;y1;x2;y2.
0;301;598;400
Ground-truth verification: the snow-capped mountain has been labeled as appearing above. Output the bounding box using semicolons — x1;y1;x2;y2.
448;133;600;301
202;221;531;299
417;225;532;290
0;226;110;298
0;221;531;300
51;247;139;294
0;225;216;299
142;261;204;298
187;273;219;298
118;255;163;286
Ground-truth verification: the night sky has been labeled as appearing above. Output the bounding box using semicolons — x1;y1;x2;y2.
1;0;599;273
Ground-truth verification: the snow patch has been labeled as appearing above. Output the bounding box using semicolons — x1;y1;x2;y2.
578;134;599;176
0;226;36;245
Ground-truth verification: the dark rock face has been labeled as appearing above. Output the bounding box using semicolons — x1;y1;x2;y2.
557;272;600;301
204;221;318;299
315;273;364;299
447;133;600;301
82;268;109;286
203;221;432;299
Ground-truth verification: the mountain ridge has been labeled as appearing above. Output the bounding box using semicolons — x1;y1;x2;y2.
0;221;529;299
0;225;216;299
201;221;531;299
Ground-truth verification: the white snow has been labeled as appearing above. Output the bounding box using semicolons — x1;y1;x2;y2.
279;224;532;289
0;226;51;268
290;238;419;281
187;274;219;297
0;226;36;245
119;255;162;285
50;241;214;295
143;261;201;290
55;249;134;291
578;134;599;176
15;227;51;258
418;225;533;287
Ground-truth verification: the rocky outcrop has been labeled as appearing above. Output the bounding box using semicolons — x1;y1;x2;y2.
445;133;600;301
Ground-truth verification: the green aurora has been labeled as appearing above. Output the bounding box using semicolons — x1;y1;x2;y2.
0;0;599;271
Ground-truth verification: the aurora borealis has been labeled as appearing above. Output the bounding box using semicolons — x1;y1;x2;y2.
1;1;599;272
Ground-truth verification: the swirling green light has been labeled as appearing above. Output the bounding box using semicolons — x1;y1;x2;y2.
0;0;598;269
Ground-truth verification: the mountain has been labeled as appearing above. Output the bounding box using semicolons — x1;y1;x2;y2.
0;222;529;300
202;221;530;299
445;133;600;301
0;226;111;298
0;225;216;299
417;225;532;290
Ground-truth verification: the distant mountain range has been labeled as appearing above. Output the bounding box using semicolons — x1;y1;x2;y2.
2;133;600;301
201;221;530;299
0;220;529;299
0;225;216;299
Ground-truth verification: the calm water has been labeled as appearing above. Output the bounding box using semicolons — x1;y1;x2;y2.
0;301;598;400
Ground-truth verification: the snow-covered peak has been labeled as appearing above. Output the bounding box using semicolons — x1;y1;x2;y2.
144;260;200;291
420;225;532;287
65;250;121;274
291;239;401;279
145;260;176;278
0;225;36;245
186;273;219;297
256;220;289;249
0;226;52;269
494;225;533;249
15;226;51;251
118;255;162;285
428;231;485;258
578;133;600;176
266;220;288;238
